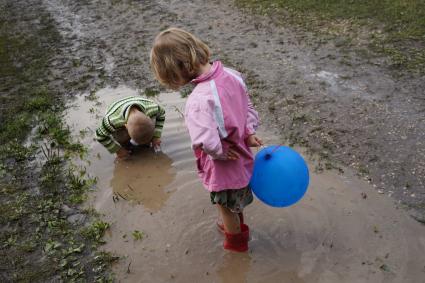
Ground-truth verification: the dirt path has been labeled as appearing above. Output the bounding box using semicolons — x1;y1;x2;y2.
38;0;425;281
43;0;424;218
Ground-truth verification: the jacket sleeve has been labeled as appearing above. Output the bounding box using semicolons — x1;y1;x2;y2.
153;104;166;138
228;68;259;136
185;101;226;160
143;102;166;139
95;117;121;153
245;94;259;136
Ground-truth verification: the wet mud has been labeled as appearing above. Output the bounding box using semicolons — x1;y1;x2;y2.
40;0;424;219
66;88;425;282
30;0;425;281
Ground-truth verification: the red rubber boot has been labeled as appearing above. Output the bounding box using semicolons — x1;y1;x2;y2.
223;230;249;252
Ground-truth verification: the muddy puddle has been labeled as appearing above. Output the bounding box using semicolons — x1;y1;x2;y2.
66;86;425;283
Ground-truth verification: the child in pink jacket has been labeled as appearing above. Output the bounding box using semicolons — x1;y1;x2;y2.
150;28;262;252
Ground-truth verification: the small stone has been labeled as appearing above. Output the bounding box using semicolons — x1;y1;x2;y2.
373;226;379;233
380;264;390;272
67;213;86;224
61;204;77;216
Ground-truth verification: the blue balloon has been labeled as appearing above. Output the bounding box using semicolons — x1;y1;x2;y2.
249;145;309;207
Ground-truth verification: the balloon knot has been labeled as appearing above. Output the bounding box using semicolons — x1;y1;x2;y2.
265;153;272;160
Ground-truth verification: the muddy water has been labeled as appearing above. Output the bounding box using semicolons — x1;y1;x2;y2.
66;86;425;283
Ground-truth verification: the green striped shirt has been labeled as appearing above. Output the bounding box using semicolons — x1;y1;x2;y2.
95;96;166;153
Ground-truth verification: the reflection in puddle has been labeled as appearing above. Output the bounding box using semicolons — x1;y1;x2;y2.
65;86;180;214
111;149;176;212
216;253;251;283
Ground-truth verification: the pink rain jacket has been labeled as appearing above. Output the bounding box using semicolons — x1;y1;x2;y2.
185;61;259;192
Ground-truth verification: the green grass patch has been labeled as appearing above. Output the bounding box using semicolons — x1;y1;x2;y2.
0;2;114;281
82;221;110;244
235;0;425;72
143;87;161;97
132;230;145;241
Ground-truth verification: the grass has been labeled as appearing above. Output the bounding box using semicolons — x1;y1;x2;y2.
143;87;161;97
235;0;425;72
82;221;111;244
0;1;114;281
132;230;145;241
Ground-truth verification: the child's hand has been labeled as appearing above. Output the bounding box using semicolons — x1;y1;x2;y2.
116;147;131;160
246;134;263;147
151;138;161;147
226;148;240;160
151;138;162;153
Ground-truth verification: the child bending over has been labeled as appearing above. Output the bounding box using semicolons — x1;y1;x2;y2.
95;96;165;159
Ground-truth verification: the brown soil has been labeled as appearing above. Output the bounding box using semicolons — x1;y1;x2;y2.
7;0;425;281
44;0;424;219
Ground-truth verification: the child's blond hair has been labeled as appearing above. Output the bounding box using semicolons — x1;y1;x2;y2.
150;28;210;90
126;109;155;145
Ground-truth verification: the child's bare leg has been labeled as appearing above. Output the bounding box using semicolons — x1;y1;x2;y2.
218;206;244;224
216;205;221;222
217;204;241;234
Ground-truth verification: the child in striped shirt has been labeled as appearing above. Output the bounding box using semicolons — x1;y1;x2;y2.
95;96;166;159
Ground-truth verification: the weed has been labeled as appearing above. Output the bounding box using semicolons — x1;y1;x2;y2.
72;58;81;67
358;164;370;175
86;89;99;101
179;84;194;98
40;142;61;162
26;95;52;112
132;230;144;241
144;87;160;97
339;75;352;80
81;221;110;244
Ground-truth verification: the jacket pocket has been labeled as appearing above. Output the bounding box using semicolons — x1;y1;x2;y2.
196;158;204;174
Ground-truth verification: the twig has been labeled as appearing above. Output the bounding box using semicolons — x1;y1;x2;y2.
116;192;127;200
173;106;184;118
41;145;48;159
127;261;132;274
